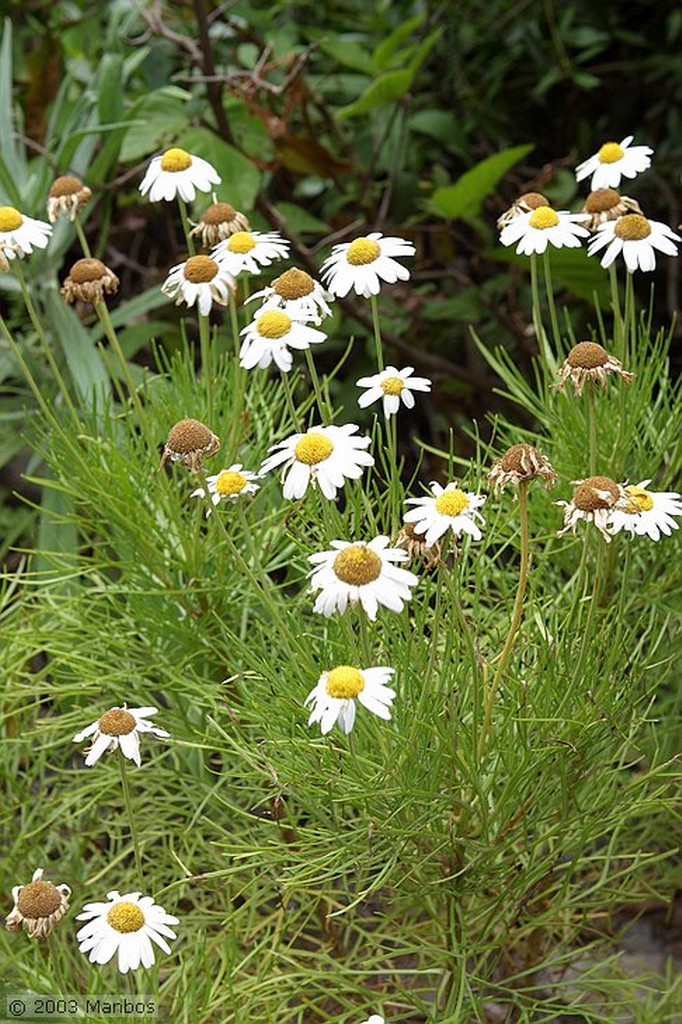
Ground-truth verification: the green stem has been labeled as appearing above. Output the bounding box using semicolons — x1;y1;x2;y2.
478;479;530;759
177;198;196;256
304;347;328;422
369;293;385;372
608;262;623;357
541;250;560;370
95;301;154;448
623;270;636;360
73;218;92;259
529;254;552;369
280;370;299;429
1;313;56;420
586;381;597;476
572;537;605;685
228;292;245;455
119;752;144;883
198;312;213;421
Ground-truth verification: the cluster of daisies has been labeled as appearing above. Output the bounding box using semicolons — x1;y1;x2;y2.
497;134;680;272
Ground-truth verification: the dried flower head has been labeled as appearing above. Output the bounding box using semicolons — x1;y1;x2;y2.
189;201;251;247
61;258;120;305
488;443;557;494
247;268;333;325
47;175;92;223
556;341;634;397
496;191;550;231
556;475;629;542
6;868;71;939
395;520;442;568
160;418;221;474
580;188;642;231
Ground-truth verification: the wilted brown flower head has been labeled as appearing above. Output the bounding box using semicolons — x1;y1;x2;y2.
6;868;71;939
488;442;557;494
581;188;642;231
497;191;550;231
61;258;119;305
395;520;442;569
47;175;92;223
160;418;221;474
556;474;629;542
556;341;634;397
189;202;251;247
271;268;315;301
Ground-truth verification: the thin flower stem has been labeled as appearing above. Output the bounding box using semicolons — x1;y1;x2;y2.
529;254;553;369
623;270;636;359
1;314;57;421
119;752;144;883
94;301;148;433
572;538;605;685
228;292;245;455
541;250;560;369
73;218;92;259
586;381;597;476
608;262;624;356
177;198;196;256
478;479;530;759
358;615;372;665
304;347;329;422
280;371;299;429
198;312;214;421
369;293;385;372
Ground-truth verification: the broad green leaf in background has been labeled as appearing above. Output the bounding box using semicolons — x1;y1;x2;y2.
119;87;192;163
372;14;425;70
490;245;610;305
0;19;26;206
178;128;261;212
337;69;414;119
427;144;534;220
45;294;112;409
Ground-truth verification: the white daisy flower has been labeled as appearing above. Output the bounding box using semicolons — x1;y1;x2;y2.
6;868;71;939
212;230;289;276
76;890;179;974
356;364;432;417
139;147;220;203
575;135;653;191
608;480;682;541
403;482;486;548
499;205;589;255
190;464;260;513
305;665;396;735
587;214;680;273
0;205;52;259
246;267;333;325
308;536;418;620
260;424;373;500
73;705;170;768
320;232;415;298
239;308;326;373
161;254;235;316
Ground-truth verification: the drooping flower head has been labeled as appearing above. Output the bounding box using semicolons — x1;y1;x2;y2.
139;147;220;203
496;191;550;231
239;309;326;373
212;230;289;276
190;464;260;514
160;418;221;474
308;536;418;620
247;267;333;325
555;341;634;397
395;520;442;568
556;475;630;542
305;665;396;735
47;175;92;223
403;482;486;550
0;205;52;259
189;201;251;247
580;188;642;231
61;258;120;305
575;136;653;191
73;705;170;768
356;365;432;418
6;868;71;939
320;232;415;298
161;255;235;316
587;214;680;273
260;424;373;500
499;205;589;255
608;480;682;541
76;890;179;973
488;443;557;495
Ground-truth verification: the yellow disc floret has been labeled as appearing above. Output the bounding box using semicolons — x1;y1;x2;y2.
0;206;23;231
184;255;219;283
528;206;560;230
346;237;381;266
333;545;382;585
107;902;145;933
434;488;469;517
294;432;334;465
215;470;247;496
325;666;365;699
99;708;136;737
380;376;404;396
597;141;625;164
160;148;192;172
625;485;654;513
256;310;292;339
227;231;256;253
614;214;651;241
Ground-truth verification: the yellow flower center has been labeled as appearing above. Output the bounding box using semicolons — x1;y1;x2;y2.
107;902;145;933
294;432;334;465
98;708;136;736
227;230;256;253
625;485;654;513
17;880;62;918
214;470;247;496
160;147;192;172
325;666;365;699
614;214;651;241
184;255;219;283
380;376;404;396
528;206;559;230
597;141;625;164
332;545;382;585
273;268;314;299
256;310;292;339
346;237;381;266
434;488;469;517
0;206;23;231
